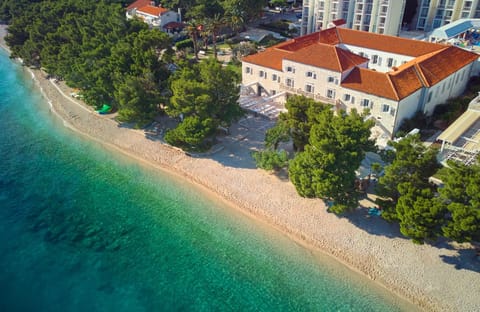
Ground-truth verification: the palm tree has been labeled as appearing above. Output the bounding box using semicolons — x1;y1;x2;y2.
204;14;225;59
225;6;246;35
185;19;200;60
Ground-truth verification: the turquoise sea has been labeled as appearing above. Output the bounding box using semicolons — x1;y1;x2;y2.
0;49;417;311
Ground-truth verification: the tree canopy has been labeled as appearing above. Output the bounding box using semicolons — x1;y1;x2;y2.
165;58;242;150
5;0;171;125
376;134;440;221
439;160;480;243
289;106;375;213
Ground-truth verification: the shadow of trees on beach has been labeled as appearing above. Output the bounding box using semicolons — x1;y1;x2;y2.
343;207;406;239
440;248;480;273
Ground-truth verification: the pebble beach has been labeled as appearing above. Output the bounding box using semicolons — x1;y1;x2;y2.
1;25;479;311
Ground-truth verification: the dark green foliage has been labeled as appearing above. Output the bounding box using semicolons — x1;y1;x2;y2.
265;120;290;150
164;116;215;150
396;182;446;244
175;38;194;50
166;58;242;149
252;150;288;171
289;109;375;213
280;95;328;151
376;134;440;221
5;0;171;124
439;161;480;243
397;111;427;134
0;0;43;23
114;75;160;126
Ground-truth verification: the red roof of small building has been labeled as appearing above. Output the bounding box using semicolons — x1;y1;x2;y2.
163;22;185;29
127;0;150;10
137;5;169;16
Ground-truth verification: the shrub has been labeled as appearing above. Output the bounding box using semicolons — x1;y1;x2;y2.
175;38;193;50
252;150;289;171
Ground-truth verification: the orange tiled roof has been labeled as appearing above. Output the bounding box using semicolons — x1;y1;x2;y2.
137;5;169;16
342;68;399;100
331;19;346;26
275;32;323;51
242;48;289;71
415;46;479;86
336;28;445;57
127;0;150;10
388;66;424;99
284;43;368;72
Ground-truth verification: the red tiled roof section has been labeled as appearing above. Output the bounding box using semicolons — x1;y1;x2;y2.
275;32;322;51
284;43;367;72
318;27;341;44
416;46;479;86
332;19;346;26
388;66;424;99
137;5;169;16
127;0;150;10
336;28;445;57
242;48;288;71
342;68;399;100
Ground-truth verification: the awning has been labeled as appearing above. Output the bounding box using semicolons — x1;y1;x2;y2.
438;110;480;144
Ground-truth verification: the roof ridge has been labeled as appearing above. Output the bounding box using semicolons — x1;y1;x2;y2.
385;73;400;101
334;46;342;70
412;64;429;87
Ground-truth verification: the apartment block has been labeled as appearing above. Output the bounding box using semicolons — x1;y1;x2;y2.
301;0;406;36
415;0;480;31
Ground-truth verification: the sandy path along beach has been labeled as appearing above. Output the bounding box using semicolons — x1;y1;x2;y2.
1;24;479;312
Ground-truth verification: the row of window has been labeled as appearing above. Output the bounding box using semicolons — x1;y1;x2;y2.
247;66;340;84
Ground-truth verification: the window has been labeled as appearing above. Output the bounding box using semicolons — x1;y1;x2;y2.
245;67;251;74
382;104;390;113
390;108;396;116
351;96;355;104
259;70;265;78
286;78;294;87
305;84;314;93
361;99;370;108
344;94;351;101
326;89;335;99
372;55;378;64
306;71;316;79
427;91;433;102
327;76;335;83
272;74;277;81
286;66;295;73
387;58;394;67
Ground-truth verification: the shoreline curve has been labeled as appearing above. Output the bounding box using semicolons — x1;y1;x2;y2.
2;24;479;312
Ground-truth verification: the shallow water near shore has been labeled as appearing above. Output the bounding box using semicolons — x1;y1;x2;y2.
0;50;417;311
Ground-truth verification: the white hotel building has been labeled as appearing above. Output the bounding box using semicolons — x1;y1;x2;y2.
241;27;478;137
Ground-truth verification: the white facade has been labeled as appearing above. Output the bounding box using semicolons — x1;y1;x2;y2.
301;0;405;36
126;5;180;29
